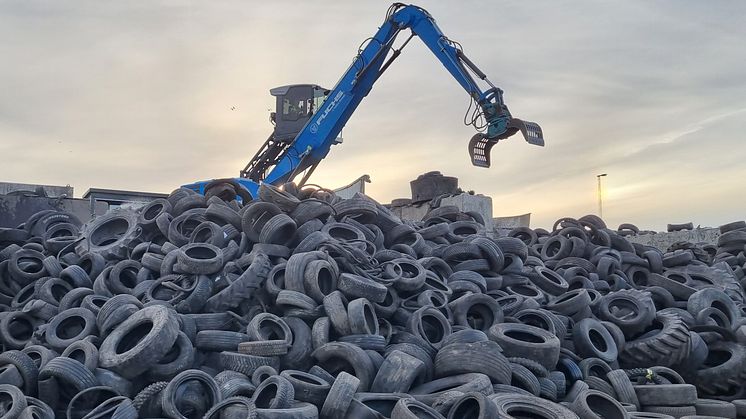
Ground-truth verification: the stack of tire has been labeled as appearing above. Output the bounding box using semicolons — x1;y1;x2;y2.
0;181;745;419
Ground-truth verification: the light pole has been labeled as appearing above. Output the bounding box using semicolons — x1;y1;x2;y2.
597;173;607;219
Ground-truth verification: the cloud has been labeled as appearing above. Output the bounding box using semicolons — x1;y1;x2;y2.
1;0;745;231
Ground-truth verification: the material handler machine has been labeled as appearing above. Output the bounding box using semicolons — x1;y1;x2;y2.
185;3;544;198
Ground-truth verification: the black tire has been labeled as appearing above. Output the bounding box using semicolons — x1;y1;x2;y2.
252;375;294;409
529;266;570;296
174;243;224;275
572;318;618;364
338;273;387;303
694;340;746;396
598;290;656;337
161;369;222;419
259;214;297;246
347;298;379;335
607;369;639;409
246;313;293;345
0;384;27;419
21;345;58;370
219;351;280;376
57;287;95;312
323;291;351;336
449;293;503;332
312;342;376;392
238;340;290;357
94;368;134;398
687;288;740;328
570;389;627;419
634;384;697;407
61;339;99;371
280;369;331;406
0;350;38;395
407;307;452;350
435;340;511;385
98;305;180;379
65;385;120;419
487;323;561;370
149;332;194;380
370;350;425;394
643;405;696;417
509;363;541;396
45;307;98;351
196;330;250;352
619;312;690;368
491;393;578;419
694;399;736;418
320;371;359;419
203;396;257;419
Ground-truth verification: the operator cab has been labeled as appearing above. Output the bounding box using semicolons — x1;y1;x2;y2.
270;84;329;142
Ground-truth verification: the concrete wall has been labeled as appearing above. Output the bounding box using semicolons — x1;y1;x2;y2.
390;193;494;231
0;194;107;228
0;182;73;198
625;228;720;251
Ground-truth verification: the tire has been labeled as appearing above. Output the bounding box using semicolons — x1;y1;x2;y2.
407;307;452;350
347;298;379;335
252;375;294;409
38;357;98;406
94;368;134;398
487;323;561;370
449;293;503;332
634;384;697;407
435;340;511;385
570;389;627;419
573;318;618;364
509;363;541;396
694;399;736;418
643;405;696;417
203;396;258;419
0;384;27;419
238;340;290;357
338;273;387;303
694;340;746;396
529;266;570;296
687;288;740;328
0;350;38;395
312;342;376;392
61;339;99;371
280;370;331;406
598;290;656;337
371;350;425;394
161;369;222;419
98;305;180;379
45;307;98;351
259;214;297;246
619;312;690;368
174;243;224;275
21;345;58;370
491;393;578;419
57;287;94;312
607;369;639;409
77;210;140;260
246;313;293;345
219;351;280;376
149;332;194;380
320;371;359;419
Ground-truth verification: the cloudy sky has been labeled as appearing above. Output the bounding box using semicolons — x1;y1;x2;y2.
1;1;744;230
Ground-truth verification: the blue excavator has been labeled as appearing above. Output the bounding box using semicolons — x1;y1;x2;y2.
184;3;544;199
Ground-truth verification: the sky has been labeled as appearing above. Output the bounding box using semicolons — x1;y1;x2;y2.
1;1;745;230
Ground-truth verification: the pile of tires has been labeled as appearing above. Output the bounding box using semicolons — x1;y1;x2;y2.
0;182;745;418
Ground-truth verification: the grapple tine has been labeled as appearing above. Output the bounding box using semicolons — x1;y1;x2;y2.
468;133;497;168
510;118;545;147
